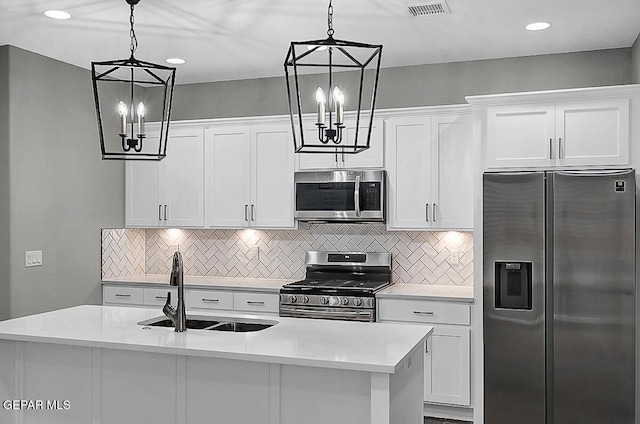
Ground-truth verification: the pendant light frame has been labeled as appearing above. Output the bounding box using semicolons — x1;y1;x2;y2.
91;0;176;161
284;1;382;154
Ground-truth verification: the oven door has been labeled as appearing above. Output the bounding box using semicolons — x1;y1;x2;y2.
279;304;375;322
294;170;385;222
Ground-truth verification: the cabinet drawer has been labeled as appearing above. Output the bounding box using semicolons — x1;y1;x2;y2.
143;287;178;307
188;290;234;311
103;286;144;305
233;292;279;314
378;299;470;325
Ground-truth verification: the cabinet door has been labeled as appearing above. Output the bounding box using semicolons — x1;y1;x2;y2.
486;104;555;168
205;126;252;228
297;118;341;170
163;127;204;227
555;98;629;166
252;125;295;228
424;325;471;406
342;117;384;168
125;130;161;227
385;116;432;230
125;158;161;227
431;115;473;230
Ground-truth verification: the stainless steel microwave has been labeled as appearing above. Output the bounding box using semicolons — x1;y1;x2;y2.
294;170;386;222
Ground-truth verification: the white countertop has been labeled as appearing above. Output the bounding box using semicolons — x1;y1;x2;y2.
0;305;431;374
103;274;293;292
377;284;474;302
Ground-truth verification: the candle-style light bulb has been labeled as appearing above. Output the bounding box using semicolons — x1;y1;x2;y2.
118;101;128;135
136;102;145;135
333;86;344;125
315;87;326;126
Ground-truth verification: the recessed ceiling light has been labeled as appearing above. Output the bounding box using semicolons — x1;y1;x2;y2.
525;22;551;31
165;58;186;65
44;10;71;20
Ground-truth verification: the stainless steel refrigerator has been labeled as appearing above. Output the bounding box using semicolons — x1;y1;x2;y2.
483;170;636;424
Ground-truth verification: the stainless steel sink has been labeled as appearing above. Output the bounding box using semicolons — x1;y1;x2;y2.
208;321;274;332
138;315;277;332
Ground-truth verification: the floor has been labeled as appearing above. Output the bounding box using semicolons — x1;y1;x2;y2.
424;418;472;424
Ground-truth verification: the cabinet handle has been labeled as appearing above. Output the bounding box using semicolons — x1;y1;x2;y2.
247;301;265;305
342;150;345;163
244;204;249;221
413;311;434;316
158;205;162;220
201;298;219;303
164;205;168;221
154;295;168;300
559;137;564;159
354;176;361;217
425;204;429;222
335;151;338;164
433;203;437;222
114;294;131;298
549;138;553;159
251;205;255;221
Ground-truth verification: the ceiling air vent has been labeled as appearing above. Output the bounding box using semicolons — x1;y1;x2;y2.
407;1;451;17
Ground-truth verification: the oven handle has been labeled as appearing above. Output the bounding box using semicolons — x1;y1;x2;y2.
354;175;361;217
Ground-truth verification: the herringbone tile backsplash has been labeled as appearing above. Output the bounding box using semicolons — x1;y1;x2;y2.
102;225;472;286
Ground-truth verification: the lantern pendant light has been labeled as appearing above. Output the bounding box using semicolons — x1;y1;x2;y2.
91;0;176;160
284;0;383;154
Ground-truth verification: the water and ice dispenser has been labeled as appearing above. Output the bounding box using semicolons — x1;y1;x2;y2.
494;261;532;310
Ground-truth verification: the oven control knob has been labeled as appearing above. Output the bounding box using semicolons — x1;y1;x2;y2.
302;296;310;304
320;296;329;305
353;298;362;306
288;295;297;303
341;298;349;305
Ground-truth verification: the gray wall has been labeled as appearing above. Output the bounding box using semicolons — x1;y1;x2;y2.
0;47;10;320
151;48;632;121
4;46;124;318
633;35;640;84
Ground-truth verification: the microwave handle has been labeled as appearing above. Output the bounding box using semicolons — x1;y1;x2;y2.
354;175;361;217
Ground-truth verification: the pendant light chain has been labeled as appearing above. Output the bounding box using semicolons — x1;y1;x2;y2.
129;3;138;58
327;0;334;37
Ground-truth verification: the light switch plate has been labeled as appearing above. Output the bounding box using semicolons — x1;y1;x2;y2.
25;250;43;267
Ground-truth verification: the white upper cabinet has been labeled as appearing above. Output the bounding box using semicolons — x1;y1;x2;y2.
205;122;295;229
385;110;473;231
297;117;384;170
471;86;638;169
205;126;252;228
126;126;204;228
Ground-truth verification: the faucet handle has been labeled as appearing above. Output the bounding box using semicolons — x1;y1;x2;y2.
162;292;176;323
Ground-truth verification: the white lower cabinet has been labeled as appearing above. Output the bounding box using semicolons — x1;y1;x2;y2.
233;291;279;314
102;284;278;315
377;298;471;407
188;289;234;311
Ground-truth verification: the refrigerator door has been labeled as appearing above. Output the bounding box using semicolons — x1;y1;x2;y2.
483;172;546;424
551;170;635;424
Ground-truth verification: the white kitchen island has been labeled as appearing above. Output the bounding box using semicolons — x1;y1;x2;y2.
0;305;431;424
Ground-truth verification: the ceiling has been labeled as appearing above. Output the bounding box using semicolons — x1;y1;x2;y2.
1;0;639;85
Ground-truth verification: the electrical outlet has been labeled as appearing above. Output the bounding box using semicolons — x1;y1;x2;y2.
25;250;43;268
449;250;459;266
247;246;259;260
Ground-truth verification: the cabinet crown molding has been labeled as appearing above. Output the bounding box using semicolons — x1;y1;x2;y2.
465;84;640;107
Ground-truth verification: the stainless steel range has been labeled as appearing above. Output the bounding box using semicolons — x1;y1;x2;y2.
279;251;392;322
